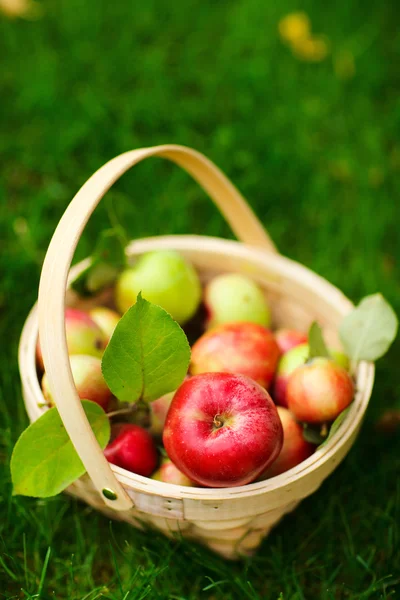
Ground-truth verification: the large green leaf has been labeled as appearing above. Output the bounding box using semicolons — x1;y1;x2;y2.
308;321;330;359
339;293;398;361
102;293;191;403
11;401;110;498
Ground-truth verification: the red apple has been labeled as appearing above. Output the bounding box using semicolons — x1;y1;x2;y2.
287;358;354;423
151;457;194;486
36;308;107;371
190;323;280;388
274;328;308;355
261;407;315;478
273;343;310;407
163;373;283;487
273;343;350;408
104;424;158;476
41;355;112;410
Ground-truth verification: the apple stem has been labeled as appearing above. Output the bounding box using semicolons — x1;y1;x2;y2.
213;415;223;428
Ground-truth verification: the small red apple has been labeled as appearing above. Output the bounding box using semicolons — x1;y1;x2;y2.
104;423;158;476
151;458;194;486
274;328;308;355
287;358;354;423
260;407;315;478
190;323;280;388
163;373;283;488
273;343;350;408
42;354;112;410
273;343;310;407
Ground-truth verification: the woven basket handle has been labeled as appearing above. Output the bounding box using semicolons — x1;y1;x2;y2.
38;144;277;510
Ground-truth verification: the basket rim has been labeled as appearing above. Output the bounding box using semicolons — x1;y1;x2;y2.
19;234;375;502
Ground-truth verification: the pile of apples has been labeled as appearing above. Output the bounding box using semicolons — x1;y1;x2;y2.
36;250;355;489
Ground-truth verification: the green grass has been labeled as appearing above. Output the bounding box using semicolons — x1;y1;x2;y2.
1;0;400;597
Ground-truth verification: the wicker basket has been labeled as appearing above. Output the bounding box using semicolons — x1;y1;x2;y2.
18;145;375;559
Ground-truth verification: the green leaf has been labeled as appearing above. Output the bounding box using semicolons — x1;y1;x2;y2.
71;227;127;297
339;293;398;361
308;321;330;359
318;406;352;448
11;401;110;498
102;293;191;403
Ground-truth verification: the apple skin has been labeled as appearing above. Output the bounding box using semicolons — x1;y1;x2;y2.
36;308;106;371
273;343;350;407
89;306;121;344
287;358;354;423
204;273;270;329
273;343;310;407
149;391;175;436
274;328;308;355
104;423;158;476
151;457;194;486
190;323;280;388
115;250;201;325
260;407;315;478
41;355;112;410
163;373;283;488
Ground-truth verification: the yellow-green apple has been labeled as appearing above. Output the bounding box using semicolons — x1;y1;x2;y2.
149;391;175;436
273;343;350;407
260;407;315;478
287;358;354;423
274;328;308;354
89;306;121;344
163;373;283;487
104;423;158;476
204;273;270;328
151;457;194;486
190;323;280;388
115;250;201;324
36;308;107;371
41;355;112;410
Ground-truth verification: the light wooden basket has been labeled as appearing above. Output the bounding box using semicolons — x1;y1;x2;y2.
19;145;375;559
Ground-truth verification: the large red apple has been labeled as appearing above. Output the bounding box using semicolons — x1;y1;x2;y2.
190;323;280;388
105;424;158;476
287;358;354;423
163;373;283;487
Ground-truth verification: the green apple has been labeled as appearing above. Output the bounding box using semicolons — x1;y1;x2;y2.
115;250;201;324
204;273;270;328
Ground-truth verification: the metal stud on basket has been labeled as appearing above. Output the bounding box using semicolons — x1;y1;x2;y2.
18;145;374;559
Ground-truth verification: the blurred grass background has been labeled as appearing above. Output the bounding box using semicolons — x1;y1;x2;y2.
1;0;400;598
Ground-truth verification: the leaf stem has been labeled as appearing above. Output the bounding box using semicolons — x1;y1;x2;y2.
107;405;138;418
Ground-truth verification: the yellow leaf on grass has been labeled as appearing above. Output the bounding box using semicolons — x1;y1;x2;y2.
0;0;42;19
292;36;330;62
279;12;310;44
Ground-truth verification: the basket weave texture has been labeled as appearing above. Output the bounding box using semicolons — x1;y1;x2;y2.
19;145;374;559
